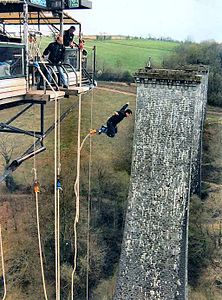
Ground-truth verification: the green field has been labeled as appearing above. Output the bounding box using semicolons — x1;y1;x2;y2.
40;37;180;74
84;39;180;73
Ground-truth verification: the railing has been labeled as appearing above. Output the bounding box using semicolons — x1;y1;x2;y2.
61;63;78;86
64;47;79;70
64;46;96;86
0;43;97;92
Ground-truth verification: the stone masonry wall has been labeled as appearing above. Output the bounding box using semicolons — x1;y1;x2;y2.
114;70;208;300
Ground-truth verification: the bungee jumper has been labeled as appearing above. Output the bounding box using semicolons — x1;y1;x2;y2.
98;103;132;137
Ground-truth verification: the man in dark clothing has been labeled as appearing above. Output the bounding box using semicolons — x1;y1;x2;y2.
43;35;68;87
63;26;79;67
63;26;78;48
98;103;132;137
0;30;9;42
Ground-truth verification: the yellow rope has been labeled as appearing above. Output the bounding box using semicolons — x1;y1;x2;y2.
32;105;49;300
71;95;81;300
71;48;83;300
33;168;49;300
71;131;92;300
33;105;36;176
32;36;64;300
0;224;7;300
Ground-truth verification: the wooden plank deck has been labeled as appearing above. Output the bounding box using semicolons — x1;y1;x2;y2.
0;76;90;106
0;77;27;100
60;86;90;95
25;90;65;101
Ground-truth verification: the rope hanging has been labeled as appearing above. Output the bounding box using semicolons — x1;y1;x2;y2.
54;96;59;300
86;45;96;299
71;89;82;300
0;224;7;300
32;105;49;300
54;86;62;300
57;98;62;299
33;168;49;300
71;47;83;300
86;84;94;300
71;45;97;299
30;40;63;298
71;130;94;299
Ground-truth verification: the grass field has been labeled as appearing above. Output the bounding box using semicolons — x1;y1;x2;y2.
40;37;180;73
85;39;180;73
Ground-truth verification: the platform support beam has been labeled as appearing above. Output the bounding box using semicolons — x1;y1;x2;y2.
0;100;46;138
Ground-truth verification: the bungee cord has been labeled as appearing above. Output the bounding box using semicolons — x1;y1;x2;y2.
71;46;83;299
32;104;49;300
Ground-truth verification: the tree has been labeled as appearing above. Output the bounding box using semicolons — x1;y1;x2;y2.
0;135;17;192
163;41;222;107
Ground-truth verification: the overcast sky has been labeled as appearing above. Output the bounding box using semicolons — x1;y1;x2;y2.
69;0;222;42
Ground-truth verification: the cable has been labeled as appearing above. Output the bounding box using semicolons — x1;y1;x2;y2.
54;89;62;300
86;48;95;299
89;40;176;52
86;89;94;300
57;98;61;299
0;224;7;300
54;96;59;300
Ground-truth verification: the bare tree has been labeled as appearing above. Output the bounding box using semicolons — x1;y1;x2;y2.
0;135;17;192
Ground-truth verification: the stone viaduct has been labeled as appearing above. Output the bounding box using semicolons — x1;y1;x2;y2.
114;66;209;300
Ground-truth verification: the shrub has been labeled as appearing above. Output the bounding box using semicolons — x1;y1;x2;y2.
188;196;214;286
164;41;222;107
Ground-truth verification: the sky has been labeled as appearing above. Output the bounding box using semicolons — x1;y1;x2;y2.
68;0;222;42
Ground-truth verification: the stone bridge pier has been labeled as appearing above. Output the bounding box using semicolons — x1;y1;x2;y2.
114;66;208;300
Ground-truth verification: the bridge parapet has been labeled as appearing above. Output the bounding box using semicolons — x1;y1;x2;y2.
135;65;208;87
114;67;208;300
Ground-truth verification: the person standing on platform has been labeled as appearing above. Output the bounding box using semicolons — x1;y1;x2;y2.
63;26;78;48
43;35;68;88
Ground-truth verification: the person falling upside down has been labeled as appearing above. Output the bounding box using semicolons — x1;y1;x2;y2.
98;103;132;137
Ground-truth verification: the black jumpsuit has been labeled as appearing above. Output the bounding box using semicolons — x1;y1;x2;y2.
106;103;129;137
